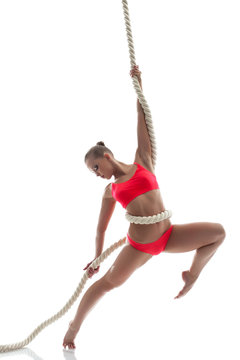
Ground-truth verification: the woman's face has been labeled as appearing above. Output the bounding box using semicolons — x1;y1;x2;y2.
85;154;113;180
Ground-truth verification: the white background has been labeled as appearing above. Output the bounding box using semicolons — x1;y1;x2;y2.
0;0;239;359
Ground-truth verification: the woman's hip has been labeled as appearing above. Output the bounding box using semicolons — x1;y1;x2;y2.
127;221;173;256
127;218;172;244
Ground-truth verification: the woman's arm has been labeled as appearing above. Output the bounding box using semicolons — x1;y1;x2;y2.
130;66;152;161
95;184;116;258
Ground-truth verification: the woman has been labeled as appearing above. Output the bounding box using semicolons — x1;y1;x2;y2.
62;65;226;350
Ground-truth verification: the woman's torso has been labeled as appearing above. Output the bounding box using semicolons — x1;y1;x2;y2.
110;157;172;244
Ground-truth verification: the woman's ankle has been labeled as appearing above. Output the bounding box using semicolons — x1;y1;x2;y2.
189;269;199;280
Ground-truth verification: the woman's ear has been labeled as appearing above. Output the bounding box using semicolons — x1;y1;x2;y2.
104;153;111;160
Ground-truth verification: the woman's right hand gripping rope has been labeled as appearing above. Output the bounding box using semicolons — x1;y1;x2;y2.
130;65;142;84
83;260;100;279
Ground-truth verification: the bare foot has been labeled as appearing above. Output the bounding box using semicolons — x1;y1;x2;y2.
62;321;78;350
174;271;198;299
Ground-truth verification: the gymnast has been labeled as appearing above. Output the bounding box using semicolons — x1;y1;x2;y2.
62;65;226;350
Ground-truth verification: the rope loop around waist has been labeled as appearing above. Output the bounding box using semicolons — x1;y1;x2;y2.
125;209;172;224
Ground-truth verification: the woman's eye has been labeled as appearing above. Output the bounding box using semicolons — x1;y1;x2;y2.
94;165;98;171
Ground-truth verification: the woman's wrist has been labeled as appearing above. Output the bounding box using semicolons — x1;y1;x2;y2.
137;98;144;112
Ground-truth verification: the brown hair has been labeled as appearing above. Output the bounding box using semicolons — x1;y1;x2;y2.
84;141;114;162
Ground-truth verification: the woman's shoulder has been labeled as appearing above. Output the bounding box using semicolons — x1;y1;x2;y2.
103;183;115;200
133;150;155;174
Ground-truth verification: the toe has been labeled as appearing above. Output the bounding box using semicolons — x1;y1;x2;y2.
175;291;183;299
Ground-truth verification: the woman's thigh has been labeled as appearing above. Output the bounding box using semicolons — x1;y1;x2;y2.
164;222;225;253
103;243;153;288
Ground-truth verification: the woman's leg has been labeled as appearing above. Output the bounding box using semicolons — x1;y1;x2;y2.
63;243;152;349
163;222;226;298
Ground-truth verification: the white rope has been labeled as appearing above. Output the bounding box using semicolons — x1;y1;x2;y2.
121;0;157;168
0;237;126;353
125;209;172;224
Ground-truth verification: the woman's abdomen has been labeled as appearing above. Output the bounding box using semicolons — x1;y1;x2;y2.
126;189;172;244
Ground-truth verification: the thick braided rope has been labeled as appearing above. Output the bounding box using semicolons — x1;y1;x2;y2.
125;209;172;224
0;237;126;353
121;0;157;168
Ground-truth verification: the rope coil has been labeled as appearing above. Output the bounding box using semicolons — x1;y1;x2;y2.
125;209;172;224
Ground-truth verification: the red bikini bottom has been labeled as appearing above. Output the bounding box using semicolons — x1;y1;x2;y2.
127;225;174;255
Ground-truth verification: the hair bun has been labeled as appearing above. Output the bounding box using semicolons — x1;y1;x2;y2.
96;141;105;146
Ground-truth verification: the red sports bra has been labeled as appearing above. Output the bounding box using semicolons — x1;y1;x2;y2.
111;162;159;209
